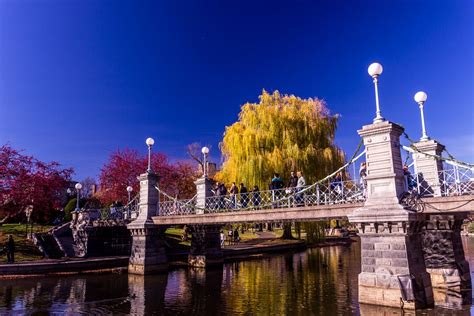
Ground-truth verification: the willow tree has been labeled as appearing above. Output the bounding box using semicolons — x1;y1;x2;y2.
216;90;345;239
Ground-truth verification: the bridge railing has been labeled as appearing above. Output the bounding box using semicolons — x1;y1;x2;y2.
79;195;140;222
205;180;365;213
159;196;197;216
408;167;474;197
157;179;365;216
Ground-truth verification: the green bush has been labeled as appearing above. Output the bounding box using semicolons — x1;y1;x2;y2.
467;222;474;234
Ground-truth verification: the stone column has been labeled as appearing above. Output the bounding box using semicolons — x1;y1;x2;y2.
194;176;214;214
423;213;472;308
412;140;445;196
127;172;168;274
348;121;433;309
188;224;223;267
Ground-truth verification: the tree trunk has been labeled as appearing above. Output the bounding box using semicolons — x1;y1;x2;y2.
281;222;294;239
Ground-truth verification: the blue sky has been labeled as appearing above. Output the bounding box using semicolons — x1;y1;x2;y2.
0;0;472;180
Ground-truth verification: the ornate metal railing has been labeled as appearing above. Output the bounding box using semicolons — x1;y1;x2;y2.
158;180;365;216
406;167;474;198
79;195;140;222
159;196;197;216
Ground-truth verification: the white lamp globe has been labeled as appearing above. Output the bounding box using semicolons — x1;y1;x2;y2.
414;91;427;104
146;137;155;147
75;183;82;190
126;186;133;192
368;62;383;77
201;146;210;155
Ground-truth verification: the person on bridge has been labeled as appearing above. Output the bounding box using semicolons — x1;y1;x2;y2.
229;182;239;209
359;162;367;197
270;173;284;207
239;183;249;208
287;171;298;190
251;185;261;209
296;171;306;206
6;234;15;263
216;183;228;209
403;165;416;191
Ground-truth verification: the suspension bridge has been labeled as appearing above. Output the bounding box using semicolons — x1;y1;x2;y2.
37;62;474;311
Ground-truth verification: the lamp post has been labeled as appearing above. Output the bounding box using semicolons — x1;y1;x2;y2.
414;91;429;141
146;137;155;173
368;62;385;123
201;146;209;177
75;182;82;212
127;186;133;203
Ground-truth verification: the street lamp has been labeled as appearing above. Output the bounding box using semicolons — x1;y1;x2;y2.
146;137;155;173
126;186;133;203
75;182;82;212
414;91;429;141
201;146;209;177
368;62;385;123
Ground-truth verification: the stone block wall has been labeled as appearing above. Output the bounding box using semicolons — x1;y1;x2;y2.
128;226;168;275
357;220;433;309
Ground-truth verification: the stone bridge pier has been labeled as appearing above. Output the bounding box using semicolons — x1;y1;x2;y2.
128;172;168;275
349;121;434;309
188;177;223;267
412;139;472;307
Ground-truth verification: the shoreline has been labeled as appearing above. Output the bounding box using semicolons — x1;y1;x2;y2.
0;237;354;278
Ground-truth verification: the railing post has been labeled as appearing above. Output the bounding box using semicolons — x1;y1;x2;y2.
316;184;320;204
348;121;433;310
412;140;445;197
194;176;214;214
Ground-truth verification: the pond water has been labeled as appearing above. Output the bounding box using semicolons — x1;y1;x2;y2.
0;238;473;315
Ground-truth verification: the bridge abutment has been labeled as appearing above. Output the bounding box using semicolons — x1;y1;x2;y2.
422;213;472;307
349;121;434;309
128;172;168;274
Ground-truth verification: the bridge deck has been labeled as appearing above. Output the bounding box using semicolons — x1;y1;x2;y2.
152;195;474;226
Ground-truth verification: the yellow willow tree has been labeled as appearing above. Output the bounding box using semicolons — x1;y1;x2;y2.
216;90;345;239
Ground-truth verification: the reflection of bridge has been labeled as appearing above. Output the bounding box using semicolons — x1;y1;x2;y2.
122;118;474;311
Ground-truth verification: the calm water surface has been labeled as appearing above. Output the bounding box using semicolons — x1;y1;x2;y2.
1;238;473;315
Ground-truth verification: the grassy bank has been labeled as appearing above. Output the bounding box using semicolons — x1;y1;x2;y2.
0;224;53;262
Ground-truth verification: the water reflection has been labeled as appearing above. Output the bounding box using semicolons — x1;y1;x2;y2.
0;238;473;315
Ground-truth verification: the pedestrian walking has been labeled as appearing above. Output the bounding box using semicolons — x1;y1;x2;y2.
233;229;240;243
296;171;306;206
403;165;416;191
220;231;225;247
227;229;233;245
251;185;261;209
217;183;227;209
229;182;239;209
239;183;249;208
359;162;367;197
6;235;15;264
287;171;298;189
270;173;284;207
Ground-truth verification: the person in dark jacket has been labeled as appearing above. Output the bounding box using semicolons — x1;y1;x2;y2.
6;235;14;263
229;182;239;208
270;173;284;207
218;183;228;209
251;185;261;209
239;183;249;208
287;171;298;188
